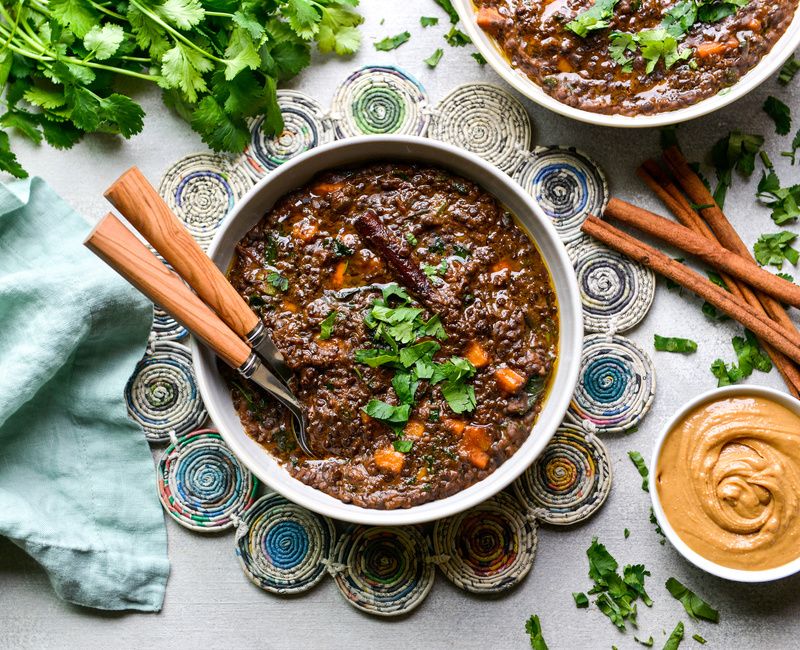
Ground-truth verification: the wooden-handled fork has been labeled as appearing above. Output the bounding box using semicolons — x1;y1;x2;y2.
85;214;313;456
104;167;292;383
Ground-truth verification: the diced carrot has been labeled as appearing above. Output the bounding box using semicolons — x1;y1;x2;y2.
492;258;511;274
468;449;490;470
748;18;761;31
495;366;526;393
292;220;318;242
695;39;737;59
464;341;490;368
282;300;299;313
556;57;573;73
360;411;371;424
442;418;466;435
416;466;428;481
313;182;344;194
476;7;504;31
404;420;425;439
331;260;348;289
374;448;405;475
463;426;491;452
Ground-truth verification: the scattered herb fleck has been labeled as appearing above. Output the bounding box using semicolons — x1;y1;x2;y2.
267;272;289;292
624;528;631;539
654;335;698;354
566;0;620;37
757;157;800;225
319;311;337;340
525;615;549;650
472;52;488;65
573;592;589;608
628;451;650;492
374;32;411;51
425;48;444;68
711;131;764;208
444;26;471;46
664;622;685;650
763;96;792;135
650;507;667;544
665;578;719;623
778;56;800;85
754;231;799;267
420;16;439;27
434;0;460;24
634;636;654;647
692;634;707;644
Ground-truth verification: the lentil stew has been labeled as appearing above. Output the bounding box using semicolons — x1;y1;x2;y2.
473;0;798;115
225;162;559;509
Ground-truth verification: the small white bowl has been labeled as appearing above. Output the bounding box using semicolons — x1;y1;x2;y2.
192;135;583;526
453;0;800;128
650;384;800;582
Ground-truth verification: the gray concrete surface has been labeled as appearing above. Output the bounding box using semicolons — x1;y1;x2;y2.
2;2;800;648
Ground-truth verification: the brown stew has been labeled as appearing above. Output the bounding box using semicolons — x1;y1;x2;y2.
473;0;798;115
225;163;558;509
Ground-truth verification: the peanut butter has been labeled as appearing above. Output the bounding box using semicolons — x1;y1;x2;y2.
656;395;800;571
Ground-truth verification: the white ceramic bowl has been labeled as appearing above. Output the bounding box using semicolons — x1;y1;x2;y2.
650;384;800;582
453;0;800;128
191;135;583;525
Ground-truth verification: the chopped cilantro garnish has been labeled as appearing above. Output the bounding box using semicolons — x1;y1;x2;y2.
425;48;444;68
363;399;410;425
661;0;697;38
524;615;549;650
777;272;795;282
650;508;666;544
374;32;411;51
472;52;488;65
779;56;800;85
582;539;652;630
711;131;764;208
763;96;792;135
710;330;772;386
319;311;337;340
453;244;471;258
754;231;799;267
781;128;800;164
264;234;278;262
628;451;650;491
429;237;446;253
665;578;719;623
267;271;289;292
634;636;654;647
624;528;630;539
405;232;418;246
393;438;413;453
757;162;800;225
653;335;698;354
707;271;729;289
573;592;589;608
692;634;707;644
566;0;620;37
434;0;460;24
420;16;439;27
428;408;440;422
423;259;448;282
330;238;354;257
664;622;685;650
444;26;471;46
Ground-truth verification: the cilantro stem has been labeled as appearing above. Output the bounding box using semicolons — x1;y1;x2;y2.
89;0;126;20
205;11;234;17
1;0;22;50
129;0;226;64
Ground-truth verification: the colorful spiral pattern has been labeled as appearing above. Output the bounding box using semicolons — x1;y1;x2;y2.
512;146;608;243
241;90;335;181
151;304;188;341
332;525;434;616
125;341;208;443
157;429;257;532
568;334;656;433
236;493;335;594
429;84;531;173
332;66;430;138
159;153;252;250
514;423;613;525
567;238;655;333
432;492;538;593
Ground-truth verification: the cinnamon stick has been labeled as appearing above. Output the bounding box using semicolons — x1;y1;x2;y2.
353;210;440;308
604;198;800;308
638;161;800;397
581;216;800;364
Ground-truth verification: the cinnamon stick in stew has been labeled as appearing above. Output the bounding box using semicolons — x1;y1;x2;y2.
353;210;440;307
638;160;800;398
581;216;800;365
604;197;800;308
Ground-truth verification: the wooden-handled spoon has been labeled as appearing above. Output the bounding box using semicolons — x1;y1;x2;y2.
104;167;291;383
85;214;313;456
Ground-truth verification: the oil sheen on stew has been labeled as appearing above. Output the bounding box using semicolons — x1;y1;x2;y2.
225;163;559;509
473;0;798;115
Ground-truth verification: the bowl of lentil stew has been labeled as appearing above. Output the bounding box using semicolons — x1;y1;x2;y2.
454;0;800;127
192;136;582;525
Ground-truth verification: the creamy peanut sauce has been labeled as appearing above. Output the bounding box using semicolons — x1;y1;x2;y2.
656;395;800;571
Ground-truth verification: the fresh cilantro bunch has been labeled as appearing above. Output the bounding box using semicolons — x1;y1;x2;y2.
0;0;363;178
710;330;772;386
355;283;477;451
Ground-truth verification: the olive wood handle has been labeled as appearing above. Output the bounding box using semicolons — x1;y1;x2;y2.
85;213;252;369
104;166;260;341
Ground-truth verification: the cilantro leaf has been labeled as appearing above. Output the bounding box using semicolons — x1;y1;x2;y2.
665;578;719;622
267;271;289;292
444;26;471;46
566;0;620;38
363;399;410;425
158;0;205;29
711;131;764;208
434;0;460;24
393;438;413;453
83;24;125;60
49;0;99;38
754;231;799;267
573;592;589;608
634;636;654;647
354;348;398;367
160;42;213;103
319;311;337;339
763;96;792;135
224;27;261;80
757;166;800;225
420;16;439;27
664;623;685;650
627;451;650;491
0;130;28;179
653;334;698;353
692;634;707;644
392;371;419;405
524;615;549;650
778;56;800;85
425;48;444;68
472;52;487;65
661;0;697;38
374;32;411;51
191;95;250;152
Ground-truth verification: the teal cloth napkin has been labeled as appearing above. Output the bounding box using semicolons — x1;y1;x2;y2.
0;177;170;611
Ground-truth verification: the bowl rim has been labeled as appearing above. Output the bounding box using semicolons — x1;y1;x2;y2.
649;384;800;582
452;0;800;128
190;134;583;525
